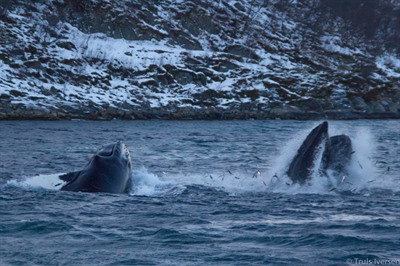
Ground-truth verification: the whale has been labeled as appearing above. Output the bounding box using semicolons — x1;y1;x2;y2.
322;135;353;176
60;141;132;193
287;121;352;184
287;121;329;184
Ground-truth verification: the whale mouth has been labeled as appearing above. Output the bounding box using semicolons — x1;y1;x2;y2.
113;141;131;158
112;141;123;155
97;144;115;157
96;142;131;168
97;142;124;157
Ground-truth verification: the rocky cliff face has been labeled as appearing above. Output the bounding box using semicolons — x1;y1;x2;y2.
1;0;399;119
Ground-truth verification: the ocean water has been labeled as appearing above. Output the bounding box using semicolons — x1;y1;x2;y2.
0;120;399;265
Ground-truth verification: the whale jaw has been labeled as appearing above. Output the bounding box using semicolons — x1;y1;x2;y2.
286;122;352;185
287;121;329;184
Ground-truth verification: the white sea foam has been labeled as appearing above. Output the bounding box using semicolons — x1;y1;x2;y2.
129;166;183;196
129;166;270;196
7;173;66;190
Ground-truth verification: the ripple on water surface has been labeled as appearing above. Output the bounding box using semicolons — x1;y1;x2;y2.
0;120;399;265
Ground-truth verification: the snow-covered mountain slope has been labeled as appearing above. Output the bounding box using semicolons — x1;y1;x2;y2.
1;0;399;119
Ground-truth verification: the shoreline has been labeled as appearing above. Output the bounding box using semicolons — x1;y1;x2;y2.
1;105;399;121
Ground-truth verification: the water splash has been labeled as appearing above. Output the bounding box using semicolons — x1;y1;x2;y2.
347;127;399;191
129;166;270;196
6;173;66;191
129;166;185;196
262;123;399;194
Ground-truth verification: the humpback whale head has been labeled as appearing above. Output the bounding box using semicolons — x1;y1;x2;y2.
60;141;133;193
286;121;353;186
96;141;132;170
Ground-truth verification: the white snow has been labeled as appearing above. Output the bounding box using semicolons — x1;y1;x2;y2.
0;1;398;113
376;54;400;78
320;36;362;56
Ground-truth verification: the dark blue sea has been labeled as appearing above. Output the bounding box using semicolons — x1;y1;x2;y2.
1;120;399;265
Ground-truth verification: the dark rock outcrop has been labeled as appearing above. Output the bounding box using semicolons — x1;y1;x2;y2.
0;0;399;120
